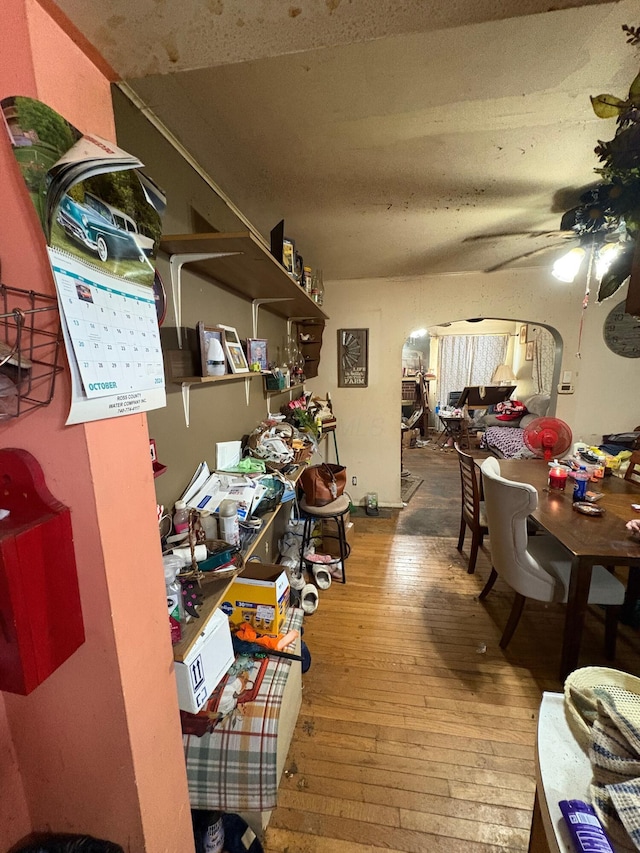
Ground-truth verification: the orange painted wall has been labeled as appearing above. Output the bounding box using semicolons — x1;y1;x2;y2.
0;1;193;850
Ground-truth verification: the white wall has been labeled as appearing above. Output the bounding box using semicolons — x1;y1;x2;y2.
309;270;638;507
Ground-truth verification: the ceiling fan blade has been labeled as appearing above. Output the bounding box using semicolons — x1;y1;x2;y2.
484;242;572;273
464;230;571;243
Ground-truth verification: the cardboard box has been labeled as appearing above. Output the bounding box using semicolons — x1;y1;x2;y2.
402;427;419;448
322;520;354;557
221;564;290;637
174;607;234;713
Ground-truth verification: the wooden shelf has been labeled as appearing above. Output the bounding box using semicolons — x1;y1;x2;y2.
160;231;328;321
172;572;239;662
265;381;305;396
174;372;261;386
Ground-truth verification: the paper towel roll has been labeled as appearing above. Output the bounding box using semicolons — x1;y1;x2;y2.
172;544;207;566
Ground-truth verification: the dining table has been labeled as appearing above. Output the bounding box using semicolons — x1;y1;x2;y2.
498;458;640;680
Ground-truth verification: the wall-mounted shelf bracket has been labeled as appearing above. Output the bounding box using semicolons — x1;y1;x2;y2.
170;251;240;348
286;316;316;341
251;298;293;339
181;382;192;428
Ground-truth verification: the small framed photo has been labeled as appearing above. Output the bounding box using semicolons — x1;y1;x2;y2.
519;324;527;345
246;338;269;371
197;322;227;377
525;340;535;361
219;324;249;373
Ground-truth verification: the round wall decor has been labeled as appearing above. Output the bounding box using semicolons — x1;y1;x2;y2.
603;300;640;358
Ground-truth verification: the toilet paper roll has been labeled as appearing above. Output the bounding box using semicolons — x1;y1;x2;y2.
172;544;207;566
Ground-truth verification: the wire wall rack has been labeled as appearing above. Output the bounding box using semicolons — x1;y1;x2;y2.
0;281;63;419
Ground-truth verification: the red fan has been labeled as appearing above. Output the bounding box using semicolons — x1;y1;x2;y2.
523;417;573;461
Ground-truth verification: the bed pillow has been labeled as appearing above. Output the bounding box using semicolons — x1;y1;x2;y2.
524;394;550;417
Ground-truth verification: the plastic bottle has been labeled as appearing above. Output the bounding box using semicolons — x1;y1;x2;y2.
199;510;218;541
435;401;441;415
573;465;589;502
173;499;190;535
218;499;239;547
594;455;606;480
191;809;225;853
163;555;184;644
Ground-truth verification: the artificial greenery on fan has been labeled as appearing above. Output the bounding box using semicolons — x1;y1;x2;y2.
587;24;640;301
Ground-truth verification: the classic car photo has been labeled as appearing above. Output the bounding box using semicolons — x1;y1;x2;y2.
56;191;154;263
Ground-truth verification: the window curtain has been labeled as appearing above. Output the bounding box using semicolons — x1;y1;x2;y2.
435;334;508;406
530;326;555;394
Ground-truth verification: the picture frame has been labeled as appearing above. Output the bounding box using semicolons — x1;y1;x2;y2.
219;324;249;374
246;338;269;371
525;340;535;361
338;328;369;388
519;324;527;345
197;322;227;377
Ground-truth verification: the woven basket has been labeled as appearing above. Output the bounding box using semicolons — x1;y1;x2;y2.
564;666;640;749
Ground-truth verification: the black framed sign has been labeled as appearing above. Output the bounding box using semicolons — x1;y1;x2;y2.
338;328;369;387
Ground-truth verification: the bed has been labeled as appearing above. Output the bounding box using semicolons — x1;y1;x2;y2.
475;393;551;458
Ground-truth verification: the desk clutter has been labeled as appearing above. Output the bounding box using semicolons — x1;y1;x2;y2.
152;398;352;846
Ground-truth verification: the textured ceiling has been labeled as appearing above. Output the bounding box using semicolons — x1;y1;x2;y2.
55;0;640;280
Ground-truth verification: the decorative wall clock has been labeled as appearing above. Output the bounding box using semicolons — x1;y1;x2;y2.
603;300;640;358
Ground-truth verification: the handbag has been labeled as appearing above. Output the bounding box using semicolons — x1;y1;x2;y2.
299;463;346;506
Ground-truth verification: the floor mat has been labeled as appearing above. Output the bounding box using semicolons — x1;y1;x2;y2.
401;475;423;503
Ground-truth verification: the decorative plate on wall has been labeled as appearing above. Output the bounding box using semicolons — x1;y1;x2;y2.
603;300;640;358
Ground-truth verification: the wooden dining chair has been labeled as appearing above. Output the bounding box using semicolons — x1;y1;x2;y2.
478;456;625;657
454;443;488;574
624;450;640;486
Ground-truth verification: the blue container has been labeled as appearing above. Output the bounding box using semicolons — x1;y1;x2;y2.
573;466;589;502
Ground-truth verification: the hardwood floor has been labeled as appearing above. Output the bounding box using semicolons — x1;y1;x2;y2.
263;446;640;852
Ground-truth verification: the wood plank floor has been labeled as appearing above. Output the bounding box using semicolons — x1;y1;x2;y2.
263;446;640;852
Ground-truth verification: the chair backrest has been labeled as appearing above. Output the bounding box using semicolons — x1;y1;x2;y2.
480;457;556;601
455;443;481;525
624;450;640;486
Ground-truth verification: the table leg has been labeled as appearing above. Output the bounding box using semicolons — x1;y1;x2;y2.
528;791;552;853
559;555;593;681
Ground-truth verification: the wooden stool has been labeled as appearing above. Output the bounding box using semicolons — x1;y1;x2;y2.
299;494;351;584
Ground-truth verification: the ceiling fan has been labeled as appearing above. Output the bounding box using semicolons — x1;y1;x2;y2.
465;184;636;295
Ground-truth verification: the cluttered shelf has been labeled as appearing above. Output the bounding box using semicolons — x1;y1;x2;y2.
172;463;306;663
264;381;305;396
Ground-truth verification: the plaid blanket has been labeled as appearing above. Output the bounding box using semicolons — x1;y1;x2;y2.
183;607;303;812
567;681;640;851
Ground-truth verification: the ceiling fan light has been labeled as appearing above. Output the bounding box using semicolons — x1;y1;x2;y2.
551;247;586;283
595;242;620;280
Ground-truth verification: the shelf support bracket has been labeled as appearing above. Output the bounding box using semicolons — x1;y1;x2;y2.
181;382;191;428
251;298;293;339
169;252;239;348
286;316;316;340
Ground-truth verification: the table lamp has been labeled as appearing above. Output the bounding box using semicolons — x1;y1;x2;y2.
492;364;516;386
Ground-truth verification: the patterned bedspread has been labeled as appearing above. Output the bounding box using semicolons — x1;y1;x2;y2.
183;607;303;813
482;426;535;459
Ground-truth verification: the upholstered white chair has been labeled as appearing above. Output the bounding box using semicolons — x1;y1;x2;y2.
479;456;624;656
